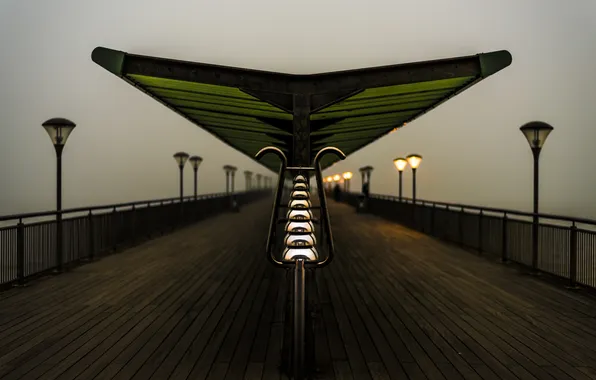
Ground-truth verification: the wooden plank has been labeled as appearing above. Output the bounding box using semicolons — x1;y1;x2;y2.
327;201;596;380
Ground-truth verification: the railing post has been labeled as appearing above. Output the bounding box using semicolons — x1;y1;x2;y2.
569;223;578;288
501;213;508;262
131;205;136;245
17;220;25;285
88;211;94;260
112;206;118;251
478;210;483;254
430;203;435;236
458;206;464;246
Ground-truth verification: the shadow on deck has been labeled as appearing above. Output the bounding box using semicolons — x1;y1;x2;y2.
0;200;595;380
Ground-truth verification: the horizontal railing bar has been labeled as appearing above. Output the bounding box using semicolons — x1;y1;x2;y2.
363;193;596;226
0;191;252;222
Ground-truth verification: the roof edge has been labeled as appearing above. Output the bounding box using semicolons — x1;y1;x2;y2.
479;50;512;78
92;47;126;76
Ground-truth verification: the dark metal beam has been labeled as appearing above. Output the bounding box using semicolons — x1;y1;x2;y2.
93;46;512;96
301;50;511;94
292;95;311;166
310;89;363;113
241;89;294;113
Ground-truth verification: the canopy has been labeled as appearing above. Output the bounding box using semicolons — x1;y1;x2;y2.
92;47;512;172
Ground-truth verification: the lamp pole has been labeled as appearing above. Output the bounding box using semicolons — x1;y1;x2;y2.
406;155;422;202
173;152;189;202
256;174;262;189
189;156;203;201
393;157;408;201
223;166;231;194
520;121;554;271
42;118;76;273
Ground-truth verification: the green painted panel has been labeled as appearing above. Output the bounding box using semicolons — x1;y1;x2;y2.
313;121;402;135
312;109;418;123
151;89;284;111
196;119;291;135
166;97;286;115
319;91;449;112
344;77;474;100
211;129;286;145
128;74;255;99
177;103;290;120
312;100;433;120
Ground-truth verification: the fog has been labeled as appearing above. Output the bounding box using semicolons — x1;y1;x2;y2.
1;0;595;217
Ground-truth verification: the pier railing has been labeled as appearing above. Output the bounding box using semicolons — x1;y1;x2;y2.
340;192;596;290
0;190;270;288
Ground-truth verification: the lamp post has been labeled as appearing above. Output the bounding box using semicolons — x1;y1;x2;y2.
325;176;333;191
406;154;422;202
173;152;189;202
42;117;76;273
256;174;262;189
359;166;374;195
520;121;554;271
189;156;203;200
342;172;353;191
393;157;408;201
244;171;253;191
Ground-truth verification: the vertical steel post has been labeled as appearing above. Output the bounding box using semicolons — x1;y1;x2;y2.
532;147;540;271
55;145;64;272
294;258;306;380
569;223;578;287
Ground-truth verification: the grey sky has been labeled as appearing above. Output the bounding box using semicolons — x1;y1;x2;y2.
1;0;595;217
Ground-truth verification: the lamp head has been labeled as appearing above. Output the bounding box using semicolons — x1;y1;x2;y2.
406;154;422;169
393;157;408;172
42;118;76;146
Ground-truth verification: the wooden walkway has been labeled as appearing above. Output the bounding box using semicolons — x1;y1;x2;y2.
0;200;595;379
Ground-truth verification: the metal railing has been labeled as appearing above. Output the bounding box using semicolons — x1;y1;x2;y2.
340;192;596;290
0;190;270;289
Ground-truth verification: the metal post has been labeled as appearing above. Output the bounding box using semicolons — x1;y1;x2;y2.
398;171;403;201
231;171;235;193
179;166;184;201
294;258;306;380
88;211;94;260
225;171;230;194
502;213;508;262
17;220;24;285
55;145;63;272
193;168;198;200
478;210;483;254
532;148;540;271
569;223;578;287
412;167;417;202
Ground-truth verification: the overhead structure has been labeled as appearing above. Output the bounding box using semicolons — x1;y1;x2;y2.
92;47;512;171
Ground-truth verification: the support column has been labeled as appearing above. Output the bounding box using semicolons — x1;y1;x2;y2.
292;94;311;166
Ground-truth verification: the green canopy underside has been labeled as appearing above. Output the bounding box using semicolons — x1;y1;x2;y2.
92;47;512;173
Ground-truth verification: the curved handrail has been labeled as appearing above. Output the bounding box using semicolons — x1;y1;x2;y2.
310;146;346;268
255;146;291;268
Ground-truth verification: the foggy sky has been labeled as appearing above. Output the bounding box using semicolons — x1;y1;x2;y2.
1;0;595;218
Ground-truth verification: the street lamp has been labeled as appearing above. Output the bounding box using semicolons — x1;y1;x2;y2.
42;117;76;272
333;174;341;182
173;152;189;202
520;121;554;271
244;170;253;191
188;156;202;200
406;154;422;202
393;157;408;201
342;172;353;191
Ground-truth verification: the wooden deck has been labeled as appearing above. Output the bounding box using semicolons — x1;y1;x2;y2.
0;200;595;379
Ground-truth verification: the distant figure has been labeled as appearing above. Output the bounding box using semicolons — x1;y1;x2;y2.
362;181;370;198
333;184;341;202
